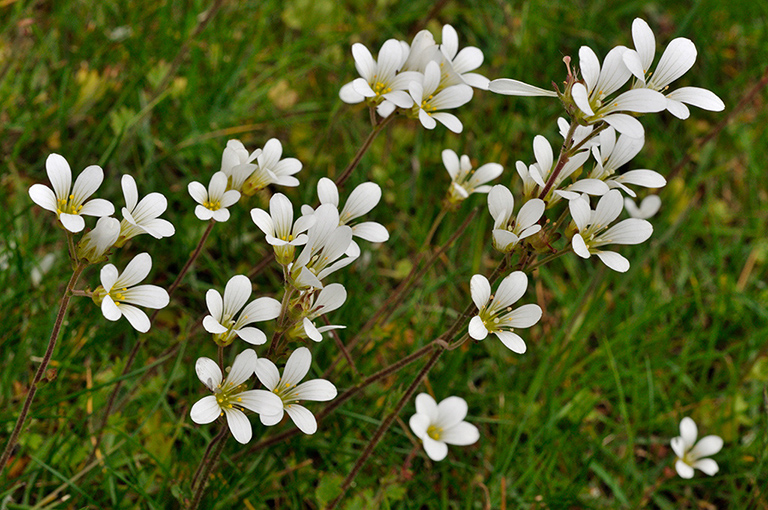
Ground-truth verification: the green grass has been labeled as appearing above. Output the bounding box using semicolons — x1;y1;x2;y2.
2;0;768;508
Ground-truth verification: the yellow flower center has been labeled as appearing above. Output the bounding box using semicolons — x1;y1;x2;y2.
56;194;83;215
427;425;443;440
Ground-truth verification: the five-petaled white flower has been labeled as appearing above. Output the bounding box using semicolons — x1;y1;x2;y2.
671;417;723;479
190;349;283;444
254;347;337;435
29;153;114;233
442;149;502;203
188;171;241;222
203;274;281;346
569;190;653;272
623;18;725;119
468;272;542;354
95;252;169;333
241;138;302;195
409;61;473;133
487;185;545;253
408;393;479;461
251;193;315;265
117;175;175;245
76;216;121;263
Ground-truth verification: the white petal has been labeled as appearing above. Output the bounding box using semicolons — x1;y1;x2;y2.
593;46;632;97
254;358;280;391
101;295;121;321
578;46;601;92
100;263;119;291
494;330;527;354
602;89;667;114
680;417;698;447
339;81;364;104
516;199;545;229
675;459;695;479
203;316;228;334
571;83;594;116
469;274;491;309
595;251;630;272
604;114;645;138
488;79;557;97
235;327;267;345
468;315;488;340
351;43;376;82
116;252;151;287
59;213;85;233
600;218;653;245
431;84;473;109
352;222;389;242
440;24;458;60
415;393;438;421
196;357;223;390
45;153;72;201
491;271;528;311
409;413;430;439
205;289;224;321
666;98;691;119
435;396;468;428
227;349;257;387
240;297;281;323
671;436;687;458
650;38;696;89
282;347;311;386
631;18;655;72
260;410;285;427
187;181;207;204
121;174;139;211
690;435;723;458
313;283;347;315
238;389;283;416
500;304;542;329
224;408;252;444
488;185;514;222
440;422;480;446
615;170;666;189
250;208;274;236
492;230;519;251
285;404;317;435
569;197;591;232
666;87;725;112
622;50;646;82
121;285;169;309
422;436;448;461
692;458;719;476
294;379;337;402
119;304;150;332
303;318;323;342
70;165;104;206
592;190;624;228
342;182;381;221
572;233;591;258
190;395;221;424
223;275;252;319
469;163;503;189
431;112;463;133
317;177;339;207
29;184;58;212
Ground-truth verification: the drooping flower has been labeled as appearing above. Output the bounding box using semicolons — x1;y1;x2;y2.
203;275;281;346
28;153;114;233
94;252;169;333
569;190;653;272
624;195;661;219
623;18;725;119
442;149;502;203
251;193;315;265
487;185;545;252
254;347;337;435
468;272;542;354
409;60;473;133
76;216;121;263
408;393;479;461
188;171;241;222
190;349;283;444
671;417;723;479
286;283;347;342
117;175;175;245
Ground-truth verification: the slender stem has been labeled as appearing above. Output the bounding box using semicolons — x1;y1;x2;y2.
537;121;577;200
217;345;224;372
1;262;86;475
189;426;229;509
324;316;358;376
88;220;215;463
247;251;276;279
324;347;445;510
66;232;76;262
70;289;91;297
421;206;448;250
526;249;571;272
334;113;396;188
267;285;295;357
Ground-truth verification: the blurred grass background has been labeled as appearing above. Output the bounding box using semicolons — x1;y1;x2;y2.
1;0;767;508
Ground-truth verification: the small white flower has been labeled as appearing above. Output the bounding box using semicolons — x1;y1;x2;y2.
203;275;281;346
468;272;542;354
588;128;666;197
624;195;661;219
408;393;479;461
96;253;169;333
487;185;545;252
28;153;114;233
241;138;302;194
671;417;723;479
623;18;725;119
220;139;261;192
569;190;653;272
190;349;283;444
439;24;490;90
311;178;389;243
117;175;175;245
524;135;593;200
188;171;241;222
76;216;121;263
443;149;502;202
409;61;473;133
290;284;347;342
254;347;337;435
251;193;315;265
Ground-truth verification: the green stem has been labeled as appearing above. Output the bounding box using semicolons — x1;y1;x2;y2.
189;426;228;509
334;113;396;188
1;262;87;476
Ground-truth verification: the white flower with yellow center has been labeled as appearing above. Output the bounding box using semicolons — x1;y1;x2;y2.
94;252;169;333
409;60;473;133
251;193;315;265
241;139;302;195
569;190;653;272
188;171;241;222
487;185;545;253
117;175;175;245
203;275;281;346
190;349;283;444
408;393;479;461
28;153;114;233
468;272;542;354
671;417;723;479
254;347;337;435
443;149;502;202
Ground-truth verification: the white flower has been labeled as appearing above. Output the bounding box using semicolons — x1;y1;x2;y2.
443;149;502;202
203;275;281;346
190;349;283;444
188;171;240;222
254;347;337;435
439;24;490;90
76;216;121;263
671;417;723;479
117;175;175;245
487;185;545;252
570;45;667;137
96;253;169;333
220;139;260;192
488;78;558;98
409;61;473;133
289;284;347;342
311;178;389;243
524;135;593;200
28;153;114;233
623;18;725;119
339;39;420;115
241;138;302;195
408;393;479;461
468;272;542;354
569;190;653;272
624;195;661;219
251;193;315;265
